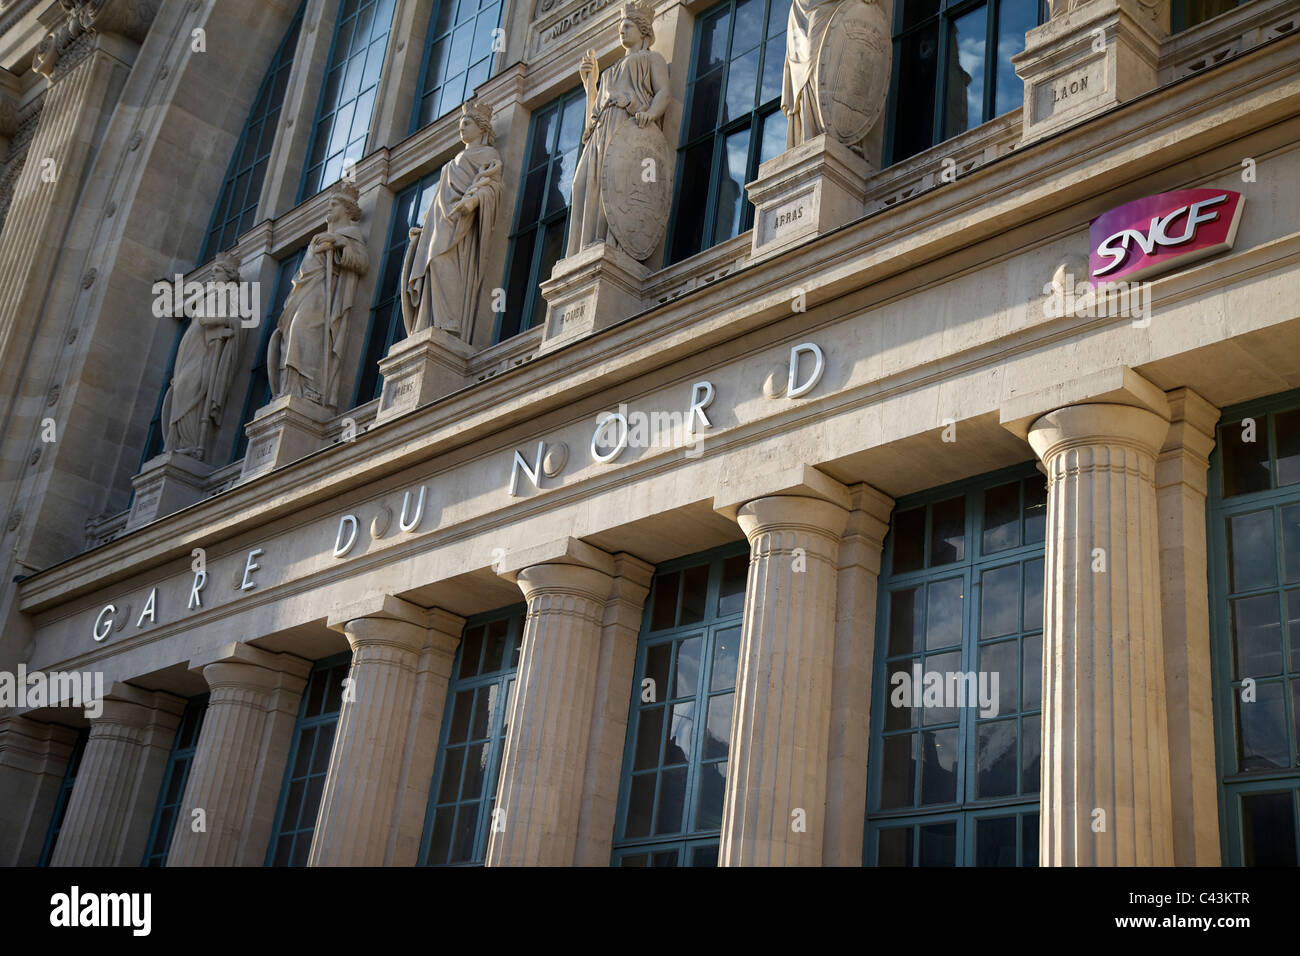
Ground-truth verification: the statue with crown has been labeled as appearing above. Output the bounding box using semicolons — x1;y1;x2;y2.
267;178;369;411
400;97;503;341
565;0;673;263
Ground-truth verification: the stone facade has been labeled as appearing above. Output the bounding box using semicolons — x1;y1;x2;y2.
0;0;1298;867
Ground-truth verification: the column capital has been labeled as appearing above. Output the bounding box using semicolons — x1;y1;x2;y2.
342;615;435;656
189;641;313;682
1027;402;1170;464
94;684;187;729
494;535;617;582
1002;366;1169;440
516;562;614;607
737;494;851;544
714;462;852;522
326;592;441;633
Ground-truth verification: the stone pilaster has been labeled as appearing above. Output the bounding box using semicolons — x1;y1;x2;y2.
573;552;654;866
824;483;893;866
722;493;850;866
0;715;79;866
487;547;616;865
48;686;184;866
1155;388;1221;866
167;648;311;867
1028;402;1174;866
309;603;463;866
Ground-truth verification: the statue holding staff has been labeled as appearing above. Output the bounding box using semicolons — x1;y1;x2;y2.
400;98;503;341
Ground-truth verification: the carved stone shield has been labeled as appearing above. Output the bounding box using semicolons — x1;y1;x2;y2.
815;0;891;146
601;121;673;262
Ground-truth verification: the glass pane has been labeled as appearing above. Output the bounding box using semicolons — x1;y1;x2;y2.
980;564;1019;638
624;774;655;838
1241;792;1298;866
1024;475;1047;544
713;127;751;245
1237;681;1290;771
470;685;493;739
767;0;792;37
1022;633;1042;711
892;507;926;573
461;742;489;798
1232;594;1283;678
448;689;473;743
310;724;335;774
651;572;680;629
759;108;787;165
451;803;478;861
1289;590;1300;672
669;141;712;262
926;577;963;649
880;734;915;809
697;9;730;74
732;0;762;51
1021;714;1040;794
690;844;719;866
702;627;740;697
976;719;1017;798
619;852;647;867
1283;504;1300;584
760;37;784;104
994;0;1037;116
892;23;940;162
718;554;748;617
980;639;1018;718
687;68;724;141
919;727;958;804
922;650;961;725
1023;557;1044;632
725;46;760;121
1228;510;1277;591
634;707;664;771
888;587;923;657
664;701;695;765
694;760;727;830
929;496;965;566
655;766;687;833
651;849;680;866
918;821;956;866
293;727;315;778
1022;812;1039;866
680;564;709;625
885;664;917;731
458;626;483;678
645;643;671;702
1221;418;1271;497
975;815;1017;866
674;637;702;698
877;826;913;866
1277;408;1300;486
482;619;508;672
704;693;732;759
982;481;1020;553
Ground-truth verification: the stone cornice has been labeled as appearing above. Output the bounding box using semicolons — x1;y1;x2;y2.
15;29;1300;613
32;0;155;79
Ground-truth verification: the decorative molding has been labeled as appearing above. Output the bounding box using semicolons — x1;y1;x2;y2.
33;0;158;80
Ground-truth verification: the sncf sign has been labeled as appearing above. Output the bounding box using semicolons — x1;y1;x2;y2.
1089;189;1245;282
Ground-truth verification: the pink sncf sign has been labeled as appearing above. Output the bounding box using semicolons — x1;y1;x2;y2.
1089;188;1245;283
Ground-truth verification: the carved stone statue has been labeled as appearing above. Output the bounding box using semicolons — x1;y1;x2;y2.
400;99;503;340
161;253;244;460
565;0;673;263
782;0;890;151
267;180;368;410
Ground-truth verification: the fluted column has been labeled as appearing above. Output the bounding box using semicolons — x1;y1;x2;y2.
167;652;310;866
487;559;614;866
309;609;462;866
49;688;184;866
722;494;849;866
1028;402;1174;866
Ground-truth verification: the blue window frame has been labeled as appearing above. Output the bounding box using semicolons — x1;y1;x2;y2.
266;652;351;866
411;0;503;132
299;0;396;200
1209;388;1300;866
419;606;524;866
199;2;304;263
37;728;88;867
141;695;208;866
866;464;1045;866
496;87;586;343
666;0;789;265
229;249;306;463
354;171;441;404
884;0;1043;166
612;544;749;867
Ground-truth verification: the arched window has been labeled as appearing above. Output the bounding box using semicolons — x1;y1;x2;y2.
411;0;504;132
299;0;397;199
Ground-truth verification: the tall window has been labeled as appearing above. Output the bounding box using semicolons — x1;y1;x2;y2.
498;88;586;343
199;2;304;263
142;696;208;866
354;172;440;404
1210;389;1300;866
38;729;88;867
667;0;789;264
612;545;748;866
419;607;524;866
1172;0;1248;32
230;249;305;463
866;465;1046;866
885;0;1043;166
266;653;351;866
300;0;396;199
411;0;503;132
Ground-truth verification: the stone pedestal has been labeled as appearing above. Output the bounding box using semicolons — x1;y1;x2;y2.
486;548;615;865
537;242;648;354
1013;0;1164;148
0;715;80;865
745;134;872;263
126;450;211;530
374;326;476;425
309;606;462;866
166;648;310;867
238;393;332;481
1028;402;1174;865
722;494;849;866
48;687;185;867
